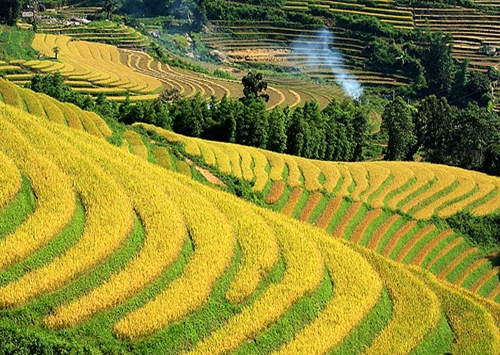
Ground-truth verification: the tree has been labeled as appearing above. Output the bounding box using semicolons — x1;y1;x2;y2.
102;0;120;20
381;96;416;161
419;31;455;96
0;0;21;26
52;46;60;59
241;71;269;102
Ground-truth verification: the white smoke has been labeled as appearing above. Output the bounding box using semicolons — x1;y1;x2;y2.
291;28;363;101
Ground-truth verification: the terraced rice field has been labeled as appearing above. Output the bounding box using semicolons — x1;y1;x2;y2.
2;101;500;353
0;77;111;138
201;25;412;87
3;83;500;352
138;124;500;303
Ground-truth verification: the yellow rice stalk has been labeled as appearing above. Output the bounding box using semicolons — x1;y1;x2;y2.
0;150;22;209
336;163;353;197
312;160;341;193
59;102;84;131
400;165;457;215
296;157;322;192
0;78;23;108
197;140;217;167
250;149;269;192
265;181;286;205
385;164;434;210
77;108;104;138
359;163;391;203
0;105;133;307
272;234;382;354
283;155;302;188
152;146;172;169
0;111;75;272
86;111;112;137
346;163;369;201
357;248;441;355
261;150;285;181
412;267;500;354
438;171;495;217
18;87;46;118
44;124;187;329
214;143;243;179
209;144;232;175
192;184;279;304
186;210;323;355
370;162;414;209
114;180;235;340
413;174;476;220
123;130;148;159
37;93;66;125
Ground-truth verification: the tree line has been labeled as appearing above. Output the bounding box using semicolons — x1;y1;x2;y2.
27;72;372;162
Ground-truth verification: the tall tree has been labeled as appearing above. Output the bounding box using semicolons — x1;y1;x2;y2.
419;31;455;96
0;0;21;26
381;96;416;161
241;71;269;102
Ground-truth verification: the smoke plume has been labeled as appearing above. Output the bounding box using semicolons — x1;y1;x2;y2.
291;28;363;100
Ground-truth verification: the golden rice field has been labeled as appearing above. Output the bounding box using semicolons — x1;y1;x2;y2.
3;87;500;353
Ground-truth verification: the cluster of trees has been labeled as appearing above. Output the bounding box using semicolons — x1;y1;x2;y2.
27;72;371;161
122;93;371;161
382;95;500;175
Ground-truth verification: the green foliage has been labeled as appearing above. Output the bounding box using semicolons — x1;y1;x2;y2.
0;0;21;26
446;212;500;250
0;25;37;61
381;96;416;161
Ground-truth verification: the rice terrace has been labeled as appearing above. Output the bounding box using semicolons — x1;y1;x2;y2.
2;0;500;353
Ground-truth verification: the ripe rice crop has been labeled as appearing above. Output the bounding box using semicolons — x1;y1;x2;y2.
216;144;243;179
37;94;66;125
413;268;500;354
77;108;104;138
386;164;435;210
350;208;383;244
296;158;322;192
0;78;23;108
44;124;187;328
262;151;285;181
0;114;75;272
315;197;343;229
0;150;22;209
298;192;323;222
0;106;134;306
59;102;84;131
346;164;369;201
360;163;391;203
123;130;148;159
186;211;323;354
400;165;457;215
197;141;217;167
265;181;287;205
312;161;341;193
18;87;46;118
283;156;303;188
271;234;382;354
113;181;235;340
359;250;441;355
152;146;172;169
281;188;304;217
336;164;353;197
251;150;269;192
210;145;232;175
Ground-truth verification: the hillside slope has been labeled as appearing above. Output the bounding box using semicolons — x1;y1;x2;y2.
2;90;500;353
